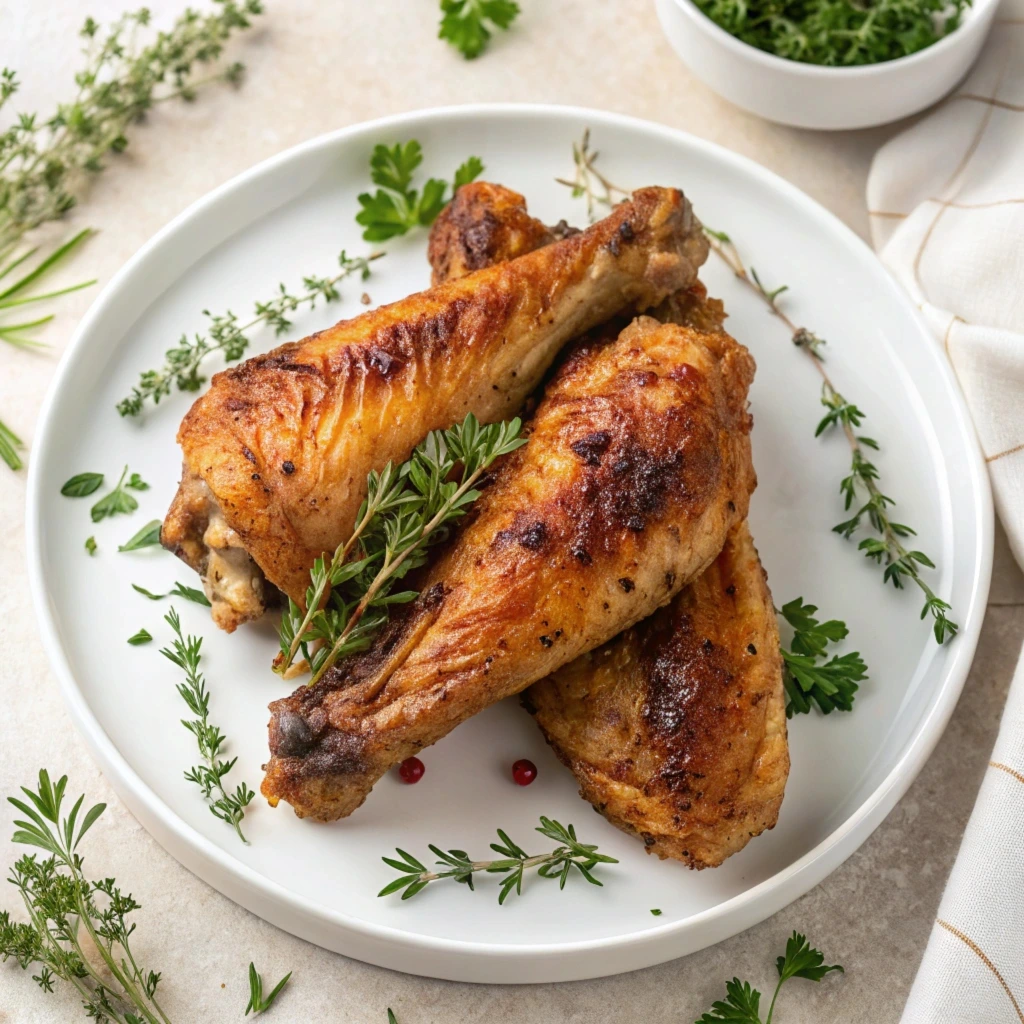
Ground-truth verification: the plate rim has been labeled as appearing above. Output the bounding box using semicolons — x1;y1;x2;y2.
25;102;994;982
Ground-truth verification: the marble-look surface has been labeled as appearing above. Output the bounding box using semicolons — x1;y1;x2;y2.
1;2;1019;1021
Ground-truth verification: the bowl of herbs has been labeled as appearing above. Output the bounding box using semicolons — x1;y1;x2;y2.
654;0;999;129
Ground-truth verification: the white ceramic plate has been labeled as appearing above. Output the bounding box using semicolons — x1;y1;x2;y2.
27;106;992;984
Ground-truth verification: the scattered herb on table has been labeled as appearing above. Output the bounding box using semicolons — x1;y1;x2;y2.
118;250;382;416
438;0;521;59
356;140;484;241
651;908;663;916
704;229;958;645
88;465;149;522
778;598;867;716
128;628;153;646
85;535;97;556
697;931;843;1023
556;132;957;646
0;770;172;1023
277;412;526;684
119;519;163;552
380;817;618;904
0;3;262;256
160;608;254;842
0;231;95;350
245;961;292;1017
0;416;23;470
692;0;971;67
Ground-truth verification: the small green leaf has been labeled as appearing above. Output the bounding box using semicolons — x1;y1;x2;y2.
132;583;166;600
61;471;104;497
85;536;97;556
127;628;153;645
650;908;662;916
119;519;162;551
170;581;211;607
126;472;149;491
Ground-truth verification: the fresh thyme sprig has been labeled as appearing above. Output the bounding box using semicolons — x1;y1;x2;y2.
438;0;521;59
705;230;957;645
379;817;618;904
356;140;484;242
117;250;382;416
697;931;843;1024
277;411;526;684
0;3;262;255
160;608;254;843
1;770;172;1024
778;598;867;717
556;133;956;645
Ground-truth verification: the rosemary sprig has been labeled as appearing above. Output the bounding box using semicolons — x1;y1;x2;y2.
244;962;292;1016
705;230;957;645
778;598;867;716
0;415;24;470
0;3;262;255
1;770;171;1024
277;411;526;684
555;133;956;646
379;817;618;904
160;608;254;843
118;249;383;416
697;931;843;1023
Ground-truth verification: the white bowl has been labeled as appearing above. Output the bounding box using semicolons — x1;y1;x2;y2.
655;0;1000;129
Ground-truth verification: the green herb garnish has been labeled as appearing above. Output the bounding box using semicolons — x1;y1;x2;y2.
0;770;171;1022
355;140;484;241
277;412;525;683
380;817;617;904
692;0;971;67
118;519;162;551
0;4;262;256
61;471;104;497
89;466;146;522
127;628;153;646
438;0;521;59
118;250;381;416
778;598;867;716
131;581;210;606
84;536;97;556
160;608;253;842
0;417;23;471
697;931;843;1023
244;962;292;1016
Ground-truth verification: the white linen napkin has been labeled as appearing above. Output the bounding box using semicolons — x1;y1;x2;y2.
867;7;1024;1021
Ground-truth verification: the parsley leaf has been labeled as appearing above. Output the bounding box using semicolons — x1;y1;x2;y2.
697;932;842;1024
778;597;867;717
126;472;149;491
61;471;104;497
89;466;140;522
438;0;520;59
356;140;484;241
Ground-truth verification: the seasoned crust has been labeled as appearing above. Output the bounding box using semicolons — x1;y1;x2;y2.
261;314;756;820
524;523;788;869
164;185;710;627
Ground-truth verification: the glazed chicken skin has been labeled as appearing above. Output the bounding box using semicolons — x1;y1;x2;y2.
430;182;788;867
262;313;757;820
163;186;710;631
524;523;787;868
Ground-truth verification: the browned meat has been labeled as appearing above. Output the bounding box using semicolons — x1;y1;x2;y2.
162;186;709;631
261;312;757;821
429;181;788;867
524;523;788;868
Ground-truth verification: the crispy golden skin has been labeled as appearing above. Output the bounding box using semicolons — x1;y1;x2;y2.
261;313;756;820
431;182;788;867
524;523;787;868
163;186;709;631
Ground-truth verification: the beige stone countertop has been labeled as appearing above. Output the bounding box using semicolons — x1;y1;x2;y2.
1;2;1020;1021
